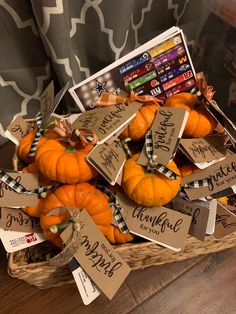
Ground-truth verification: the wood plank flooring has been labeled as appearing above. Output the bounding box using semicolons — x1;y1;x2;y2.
1;243;236;314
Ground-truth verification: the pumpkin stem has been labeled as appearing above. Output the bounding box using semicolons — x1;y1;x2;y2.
191;102;200;110
64;146;77;152
42;119;57;129
40;192;47;198
50;220;72;234
146;155;158;174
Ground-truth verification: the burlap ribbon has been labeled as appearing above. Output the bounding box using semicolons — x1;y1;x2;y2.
47;207;81;267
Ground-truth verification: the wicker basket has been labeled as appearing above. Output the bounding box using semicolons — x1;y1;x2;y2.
7;120;236;289
8;232;236;289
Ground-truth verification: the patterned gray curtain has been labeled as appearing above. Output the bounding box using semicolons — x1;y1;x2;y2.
2;0;233;146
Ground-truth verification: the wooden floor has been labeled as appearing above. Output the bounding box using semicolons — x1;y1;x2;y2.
1;243;236;314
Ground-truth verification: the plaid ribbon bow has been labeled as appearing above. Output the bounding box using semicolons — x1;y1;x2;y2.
96;185;129;233
0;170;61;196
96;90;163;107
145;130;179;180
28;112;43;158
53;118;98;146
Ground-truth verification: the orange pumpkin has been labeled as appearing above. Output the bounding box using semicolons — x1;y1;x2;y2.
21;198;44;218
119;103;159;141
217;197;228;204
18;128;59;164
179;162;198;177
104;224;135;244
40;182;112;247
17;130;47;164
35;139;98;183
122;154;181;206
22;162;55;186
164;93;217;138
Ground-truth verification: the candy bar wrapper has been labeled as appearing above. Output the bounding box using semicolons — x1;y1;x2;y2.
69;26;196;111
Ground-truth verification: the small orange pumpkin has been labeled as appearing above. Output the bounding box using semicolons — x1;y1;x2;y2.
21;198;44;218
179;162;198;177
18;128;59;164
104;224;135;244
17;130;47;164
122;154;181;206
35;140;98;183
164;93;217;138
40;182;112;247
217;197;228;204
119;103;159;141
22;162;55;186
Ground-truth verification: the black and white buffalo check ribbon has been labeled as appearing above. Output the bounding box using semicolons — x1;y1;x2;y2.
183;178;210;189
115;138;132;157
96;184;129;233
145;130;179;180
28;112;43;158
194;184;236;202
0;170;61;195
180;177;210;200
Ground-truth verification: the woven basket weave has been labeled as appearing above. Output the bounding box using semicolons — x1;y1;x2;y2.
7;121;236;289
8;232;236;289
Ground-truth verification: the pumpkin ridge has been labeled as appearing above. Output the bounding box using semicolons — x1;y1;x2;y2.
131;175;143;197
75;183;90;208
124;174;145;198
160;177;176;201
140;105;157;126
75;150;89;182
160;167;181;199
125;164;144;174
55;152;68;182
58;185;77;208
51;151;63;180
73;183;79;208
65;150;82;182
37;151;59;179
151;175;162;205
139;109;149;128
123;173;144;184
192;110;200;136
132;176;153;205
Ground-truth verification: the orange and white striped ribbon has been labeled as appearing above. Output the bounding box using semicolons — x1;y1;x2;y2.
96;90;163;107
53;119;98;146
196;72;215;101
